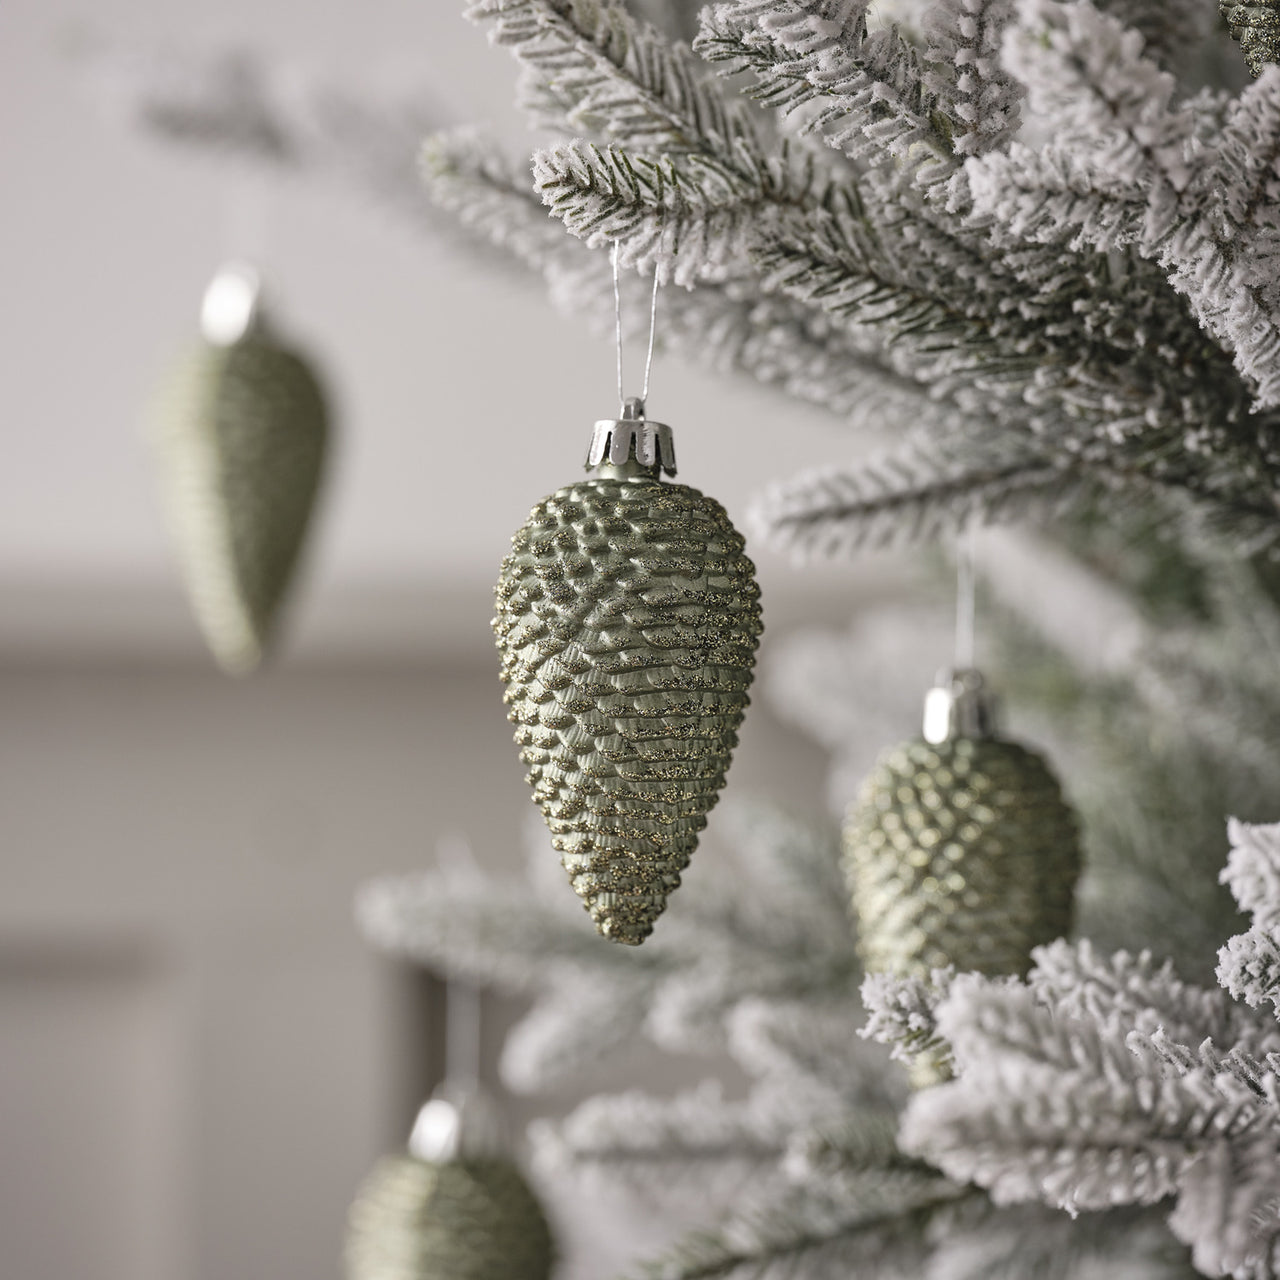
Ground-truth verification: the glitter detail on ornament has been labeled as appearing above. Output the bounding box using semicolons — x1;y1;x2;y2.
1221;0;1280;75
346;1089;552;1280
150;263;328;674
844;669;1081;981
494;402;762;945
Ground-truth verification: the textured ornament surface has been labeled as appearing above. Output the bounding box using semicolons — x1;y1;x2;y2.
345;1155;553;1280
1221;0;1280;74
843;737;1081;979
494;475;762;945
152;337;328;673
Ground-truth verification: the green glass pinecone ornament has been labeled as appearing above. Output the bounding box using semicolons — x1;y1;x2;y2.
346;1091;553;1280
1221;0;1280;74
151;264;328;675
494;399;762;945
844;670;1081;981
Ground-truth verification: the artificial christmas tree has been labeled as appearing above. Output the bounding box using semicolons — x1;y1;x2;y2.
98;0;1280;1273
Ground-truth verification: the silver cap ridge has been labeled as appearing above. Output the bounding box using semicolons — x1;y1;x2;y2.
200;262;264;346
408;1083;509;1162
585;396;677;476
922;668;998;744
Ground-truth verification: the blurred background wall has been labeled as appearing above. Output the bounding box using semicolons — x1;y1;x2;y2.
0;1;895;1276
0;660;836;1279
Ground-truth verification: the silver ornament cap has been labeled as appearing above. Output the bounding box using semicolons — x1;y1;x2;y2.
922;667;998;744
585;396;677;477
200;261;264;346
408;1083;509;1163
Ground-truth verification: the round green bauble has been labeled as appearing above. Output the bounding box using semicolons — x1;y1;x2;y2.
1221;0;1280;75
151;266;328;675
493;402;762;945
345;1156;554;1280
843;670;1081;982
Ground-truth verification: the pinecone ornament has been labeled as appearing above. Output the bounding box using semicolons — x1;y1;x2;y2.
1221;0;1280;74
150;264;328;674
844;670;1081;981
494;399;762;945
346;1090;553;1280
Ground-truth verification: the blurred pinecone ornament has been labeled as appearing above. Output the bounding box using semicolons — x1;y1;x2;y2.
1221;0;1280;74
844;670;1081;984
150;263;329;674
494;398;763;946
346;1087;553;1280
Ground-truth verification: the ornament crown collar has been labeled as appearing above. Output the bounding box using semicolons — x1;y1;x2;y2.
923;668;998;743
586;396;677;478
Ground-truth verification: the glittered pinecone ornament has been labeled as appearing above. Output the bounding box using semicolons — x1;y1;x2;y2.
1221;0;1280;74
494;398;763;945
150;263;328;674
346;1089;553;1280
844;670;1081;981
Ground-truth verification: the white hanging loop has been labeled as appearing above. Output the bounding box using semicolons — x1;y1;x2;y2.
612;241;660;416
432;833;484;1092
405;979;505;1161
446;981;482;1094
954;526;976;672
204;177;271;346
222;172;269;268
922;529;995;744
590;245;674;476
408;835;508;1163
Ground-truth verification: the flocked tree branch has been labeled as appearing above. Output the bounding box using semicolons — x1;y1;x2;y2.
859;823;1280;1278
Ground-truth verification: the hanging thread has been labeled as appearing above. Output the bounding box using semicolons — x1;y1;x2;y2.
432;832;485;1092
954;527;976;671
205;177;269;345
445;981;483;1093
432;829;486;1090
611;242;660;413
222;172;270;271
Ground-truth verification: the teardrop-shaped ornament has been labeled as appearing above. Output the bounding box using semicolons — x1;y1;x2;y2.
494;399;763;945
345;1084;554;1280
150;263;329;674
843;669;1081;980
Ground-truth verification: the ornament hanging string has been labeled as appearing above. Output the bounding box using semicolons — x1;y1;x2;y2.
446;981;483;1093
612;241;660;413
435;832;485;1091
222;173;270;272
955;527;976;671
206;178;270;346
